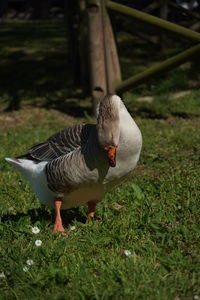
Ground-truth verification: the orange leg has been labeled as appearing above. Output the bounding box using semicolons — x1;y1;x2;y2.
85;201;97;223
53;199;66;235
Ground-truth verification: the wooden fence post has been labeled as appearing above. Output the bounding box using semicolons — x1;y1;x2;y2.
86;0;107;115
86;0;121;113
102;0;121;94
79;0;89;94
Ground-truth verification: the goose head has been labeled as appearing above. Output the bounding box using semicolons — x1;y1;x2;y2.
97;95;121;167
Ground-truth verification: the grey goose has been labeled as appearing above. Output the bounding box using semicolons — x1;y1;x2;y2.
6;95;142;234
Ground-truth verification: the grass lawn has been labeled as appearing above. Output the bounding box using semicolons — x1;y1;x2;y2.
0;20;200;300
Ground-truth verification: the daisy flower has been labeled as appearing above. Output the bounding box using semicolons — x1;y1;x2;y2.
124;250;132;257
23;266;29;272
35;239;42;247
31;226;40;234
0;272;6;278
69;226;76;231
26;259;34;266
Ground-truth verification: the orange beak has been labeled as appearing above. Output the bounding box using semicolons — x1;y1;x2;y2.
104;146;117;167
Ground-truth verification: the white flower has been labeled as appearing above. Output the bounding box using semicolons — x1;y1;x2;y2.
194;296;199;300
0;272;6;278
35;239;42;247
124;250;132;256
23;266;29;272
31;226;40;234
26;259;34;266
69;226;76;231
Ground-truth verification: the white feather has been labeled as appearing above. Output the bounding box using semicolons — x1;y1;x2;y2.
5;158;55;208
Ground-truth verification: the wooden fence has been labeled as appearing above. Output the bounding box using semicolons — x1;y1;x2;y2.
85;0;200;111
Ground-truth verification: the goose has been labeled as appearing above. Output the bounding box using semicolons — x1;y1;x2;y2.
5;95;142;234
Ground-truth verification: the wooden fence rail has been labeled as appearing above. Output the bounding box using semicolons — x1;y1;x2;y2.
106;1;200;42
116;43;200;93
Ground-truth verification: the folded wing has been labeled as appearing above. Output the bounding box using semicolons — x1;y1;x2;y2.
24;123;95;161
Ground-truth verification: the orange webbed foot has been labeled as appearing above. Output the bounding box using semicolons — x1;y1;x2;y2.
53;221;67;236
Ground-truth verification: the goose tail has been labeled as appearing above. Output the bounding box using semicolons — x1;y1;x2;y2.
5;157;23;167
5;157;37;175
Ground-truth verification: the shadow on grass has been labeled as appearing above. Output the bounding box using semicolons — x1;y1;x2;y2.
1;51;71;108
41;97;93;118
1;207;85;227
0;20;91;117
0;46;92;117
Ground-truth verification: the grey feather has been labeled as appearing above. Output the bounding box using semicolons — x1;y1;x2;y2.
27;124;95;161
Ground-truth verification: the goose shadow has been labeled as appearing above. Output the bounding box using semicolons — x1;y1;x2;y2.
1;206;86;227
